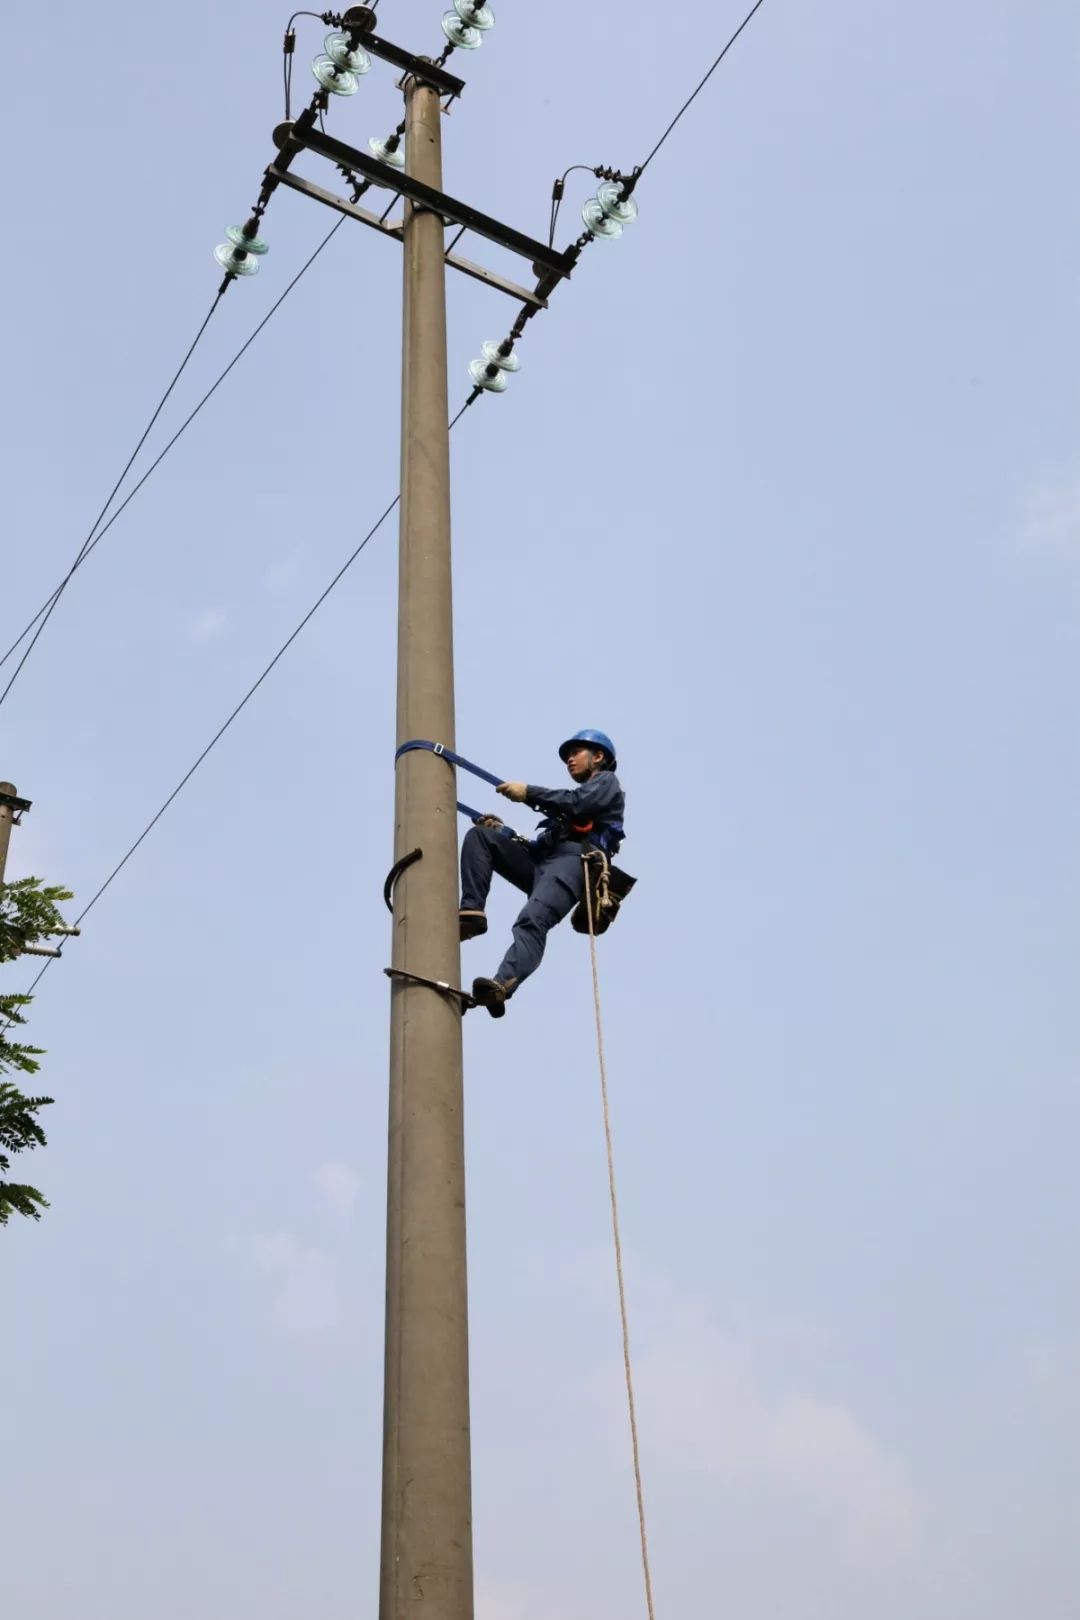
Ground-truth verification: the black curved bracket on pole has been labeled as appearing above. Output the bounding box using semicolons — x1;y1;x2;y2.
384;847;423;913
383;967;476;1014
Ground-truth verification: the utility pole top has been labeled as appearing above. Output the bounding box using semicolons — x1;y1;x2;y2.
0;781;30;888
0;784;32;820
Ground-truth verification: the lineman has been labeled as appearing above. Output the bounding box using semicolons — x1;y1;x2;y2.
459;729;625;1018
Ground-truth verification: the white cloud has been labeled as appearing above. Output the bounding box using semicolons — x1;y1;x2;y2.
313;1161;361;1222
474;1579;573;1620
475;1580;527;1620
252;1230;300;1273
189;606;228;639
468;1255;1080;1620
0;815;68;884
252;1228;341;1337
243;1168;361;1337
1020;477;1080;553
638;1305;919;1554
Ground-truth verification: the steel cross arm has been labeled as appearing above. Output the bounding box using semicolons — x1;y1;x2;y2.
266;167;550;308
358;32;466;98
338;8;466;96
272;122;575;279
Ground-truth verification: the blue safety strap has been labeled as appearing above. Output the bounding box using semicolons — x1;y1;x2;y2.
397;738;621;849
397;740;516;835
395;739;504;789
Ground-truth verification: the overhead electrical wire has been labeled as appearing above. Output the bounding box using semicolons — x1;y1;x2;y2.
0;290;228;711
13;398;477;1012
0;220;348;679
506;0;774;402
3;0;387;705
14;0;774;982
5;2;774;705
546;0;770;249
548;163;596;248
283;3;384;120
8;11;780;1609
283;9;343;119
637;0;770;178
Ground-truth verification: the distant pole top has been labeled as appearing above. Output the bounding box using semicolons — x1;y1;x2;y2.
0;785;32;818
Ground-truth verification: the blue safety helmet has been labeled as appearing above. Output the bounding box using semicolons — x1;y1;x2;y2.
559;729;617;771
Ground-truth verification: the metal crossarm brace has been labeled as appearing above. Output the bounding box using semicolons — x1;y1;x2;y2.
331;6;468;97
272;122;576;279
362;37;465;98
338;7;468;98
264;166;551;307
0;789;32;819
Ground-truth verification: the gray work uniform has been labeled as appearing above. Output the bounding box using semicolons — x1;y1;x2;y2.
459;770;626;991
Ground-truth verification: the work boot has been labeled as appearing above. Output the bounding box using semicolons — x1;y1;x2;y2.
459;909;488;942
471;976;515;1019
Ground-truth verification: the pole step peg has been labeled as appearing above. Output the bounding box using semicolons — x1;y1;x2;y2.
384;967;477;1014
384;848;423;912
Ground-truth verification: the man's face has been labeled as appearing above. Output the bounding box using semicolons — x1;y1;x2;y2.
566;745;603;782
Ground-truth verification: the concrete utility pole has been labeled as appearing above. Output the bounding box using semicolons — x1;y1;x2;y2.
0;783;23;885
264;19;577;1615
0;785;78;960
382;76;473;1620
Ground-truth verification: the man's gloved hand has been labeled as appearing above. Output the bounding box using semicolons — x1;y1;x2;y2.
477;814;504;829
497;781;528;803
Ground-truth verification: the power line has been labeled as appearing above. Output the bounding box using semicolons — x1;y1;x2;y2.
0;290;228;712
14;2;776;991
548;163;596;247
4;4;771;703
637;0;770;178
15;397;476;1010
545;0;770;285
9;16;780;1599
0;220;347;678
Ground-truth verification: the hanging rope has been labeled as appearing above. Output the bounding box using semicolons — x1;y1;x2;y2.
583;862;657;1620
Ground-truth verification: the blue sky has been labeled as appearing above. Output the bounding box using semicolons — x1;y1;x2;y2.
4;1;1079;1616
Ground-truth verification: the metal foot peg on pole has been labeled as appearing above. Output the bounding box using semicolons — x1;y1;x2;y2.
383;847;424;912
383;966;477;1014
